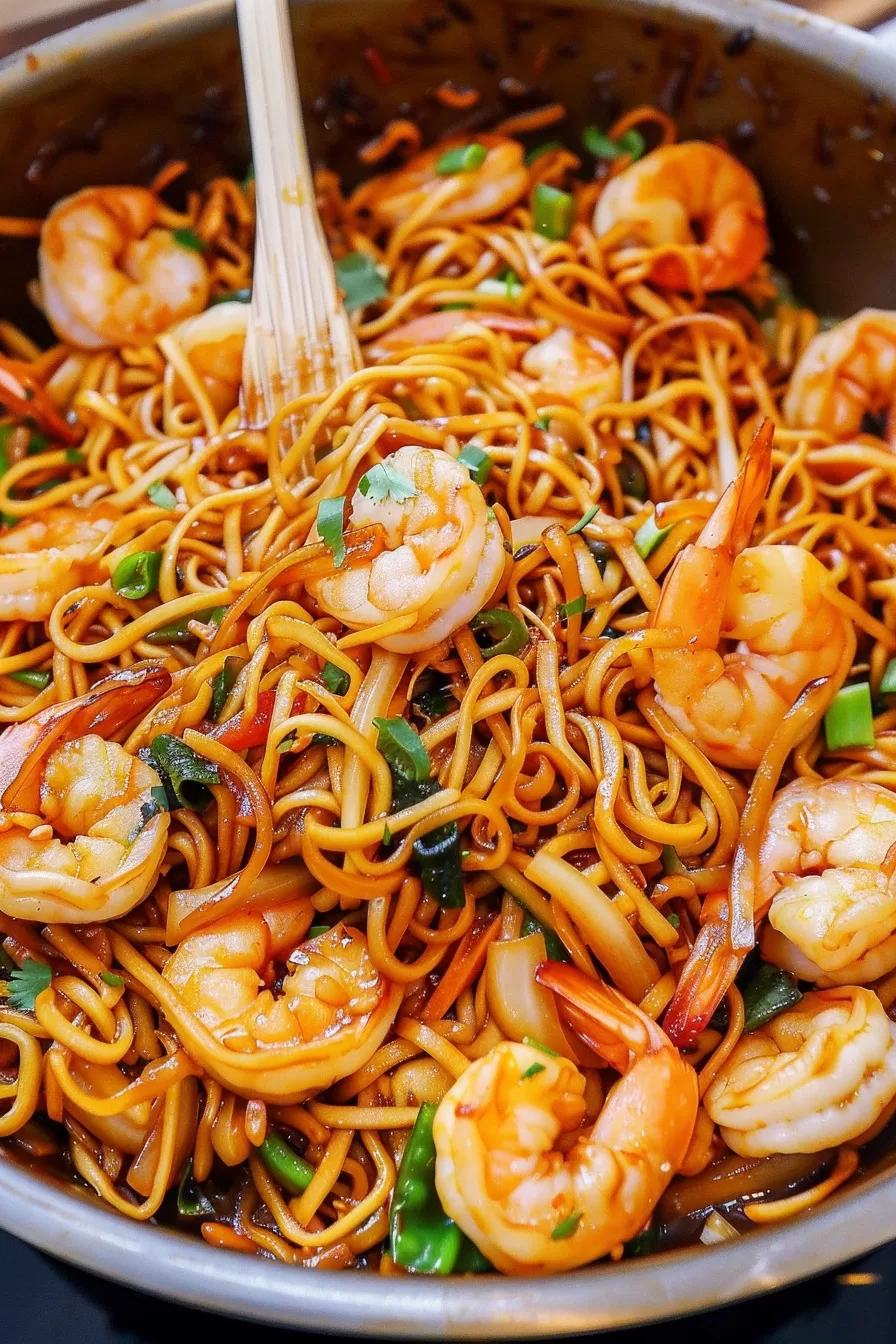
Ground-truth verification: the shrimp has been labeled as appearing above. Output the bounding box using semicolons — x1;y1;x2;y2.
0;504;119;622
368;309;542;358
651;420;853;769
362;135;529;229
39;186;209;350
172;300;247;418
162;918;403;1104
783;309;896;440
307;444;505;653
594;142;769;292
517;327;621;418
432;963;697;1274
703;986;896;1155
0;667;171;924
757;778;896;986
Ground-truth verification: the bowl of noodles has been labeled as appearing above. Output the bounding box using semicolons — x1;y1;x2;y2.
2;0;896;1333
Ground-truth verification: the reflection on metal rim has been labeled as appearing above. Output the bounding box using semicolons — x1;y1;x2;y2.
0;0;895;1334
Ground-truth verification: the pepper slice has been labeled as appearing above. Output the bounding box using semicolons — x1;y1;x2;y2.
391;1103;464;1274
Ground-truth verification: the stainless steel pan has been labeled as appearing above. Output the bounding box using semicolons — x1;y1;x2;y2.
1;0;896;1333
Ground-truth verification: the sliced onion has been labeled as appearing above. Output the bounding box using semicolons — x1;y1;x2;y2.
661;1149;834;1221
699;1210;741;1245
485;931;595;1064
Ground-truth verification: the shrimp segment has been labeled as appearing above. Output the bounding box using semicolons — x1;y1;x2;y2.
757;778;896;985
595;142;768;291
652;420;853;769
39;186;209;349
171;301;247;418
307;444;504;653
432;964;697;1274
704;987;896;1155
162;919;403;1104
363;135;529;228
517;327;621;418
0;668;171;924
0;504;119;622
784;310;896;440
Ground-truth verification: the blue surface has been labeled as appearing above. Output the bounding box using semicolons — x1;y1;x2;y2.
2;1225;895;1342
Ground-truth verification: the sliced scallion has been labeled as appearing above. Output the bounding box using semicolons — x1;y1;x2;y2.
471;608;528;659
633;512;673;559
435;142;487;175
112;549;162;600
334;251;388;313
373;716;431;783
881;658;896;695
8;668;51;690
457;442;492;485
824;682;875;751
316;496;346;568
532;183;573;240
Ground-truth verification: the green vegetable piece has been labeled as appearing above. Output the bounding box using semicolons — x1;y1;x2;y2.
413;818;464;908
521;1063;545;1080
210;288;251;305
259;1131;315;1195
65;448;85;464
457;442;492;485
533;183;574;240
582;126;646;161
453;1239;493;1273
100;971;125;987
666;912;680;930
435;143;488;175
742;964;802;1033
146;605;225;644
0;424;13;475
382;823;392;846
176;1156;215;1219
413;685;454;719
210;656;245;721
334;252;388;313
7;958;51;1011
551;1210;583;1240
172;227;205;253
317;496;347;568
146;734;220;811
476;268;523;300
308;925;330;938
824;682;875;751
391;1103;464;1274
525;140;563;164
358;461;417;503
440;302;473;311
112;549;162;600
881;658;896;695
568;504;599;535
470;608;528;659
661;845;686;876
559;594;586;620
147;480;177;510
9;668;51;690
520;911;570;963
633;512;674;560
533;414;551;431
523;1036;559;1057
624;1223;658;1258
374;716;432;783
320;661;350;696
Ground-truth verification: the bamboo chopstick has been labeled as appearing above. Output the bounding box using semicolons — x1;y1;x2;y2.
235;0;360;428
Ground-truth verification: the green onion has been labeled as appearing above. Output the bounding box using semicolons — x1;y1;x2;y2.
414;685;454;719
523;1036;559;1057
7;959;51;1012
457;442;492;485
633;512;674;560
316;496;346;568
172;227;205;253
382;822;392;846
146;606;225;644
258;1132;315;1195
743;964;802;1032
666;912;680;930
824;682;875;751
551;1211;583;1241
471;608;528;659
525;140;563;164
210;288;251;305
881;658;896;695
661;845;687;876
374;716;431;783
358;461;417;503
520;1062;545;1080
435;143;487;175
100;971;124;987
440;301;473;310
568;504;599;535
582;126;646;161
65;448;85;464
176;1157;215;1219
147;480;177;510
210;655;245;721
532;183;574;240
112;549;162;601
320;661;350;696
8;668;51;690
624;1224;658;1258
533;414;551;431
145;734;220;811
308;925;330;938
559;595;586;620
476;268;523;300
334;252;388;313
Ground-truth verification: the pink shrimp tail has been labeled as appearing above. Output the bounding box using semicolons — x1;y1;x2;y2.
697;417;774;552
535;961;668;1071
662;893;745;1049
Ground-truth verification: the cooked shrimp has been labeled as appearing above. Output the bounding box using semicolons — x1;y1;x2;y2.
704;986;896;1155
757;778;896;985
162;918;403;1104
517;327;621;418
369;309;541;358
363;135;529;229
307;444;505;653
0;504;119;622
432;963;697;1274
783;309;896;440
594;142;769;292
39;186;209;349
0;668;171;924
652;420;853;769
172;300;247;418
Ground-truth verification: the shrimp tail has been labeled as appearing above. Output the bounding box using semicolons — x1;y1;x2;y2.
0;665;171;811
698;416;773;552
662;893;745;1048
535;961;666;1070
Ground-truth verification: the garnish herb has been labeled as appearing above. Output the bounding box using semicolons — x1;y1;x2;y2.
112;549;162;600
144;734;220;811
334;252;389;312
147;480;177;510
320;661;350;696
172;227;205;253
7;959;52;1012
358;461;417;503
316;496;347;568
457;442;493;485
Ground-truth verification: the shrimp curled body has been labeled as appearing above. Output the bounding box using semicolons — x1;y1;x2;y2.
308;444;504;653
784;309;896;440
39;186;209;349
704;987;896;1156
432;964;697;1274
361;135;529;229
594;142;768;292
0;504;119;622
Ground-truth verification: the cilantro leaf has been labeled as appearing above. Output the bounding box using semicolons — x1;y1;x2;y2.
7;958;52;1011
358;462;417;504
